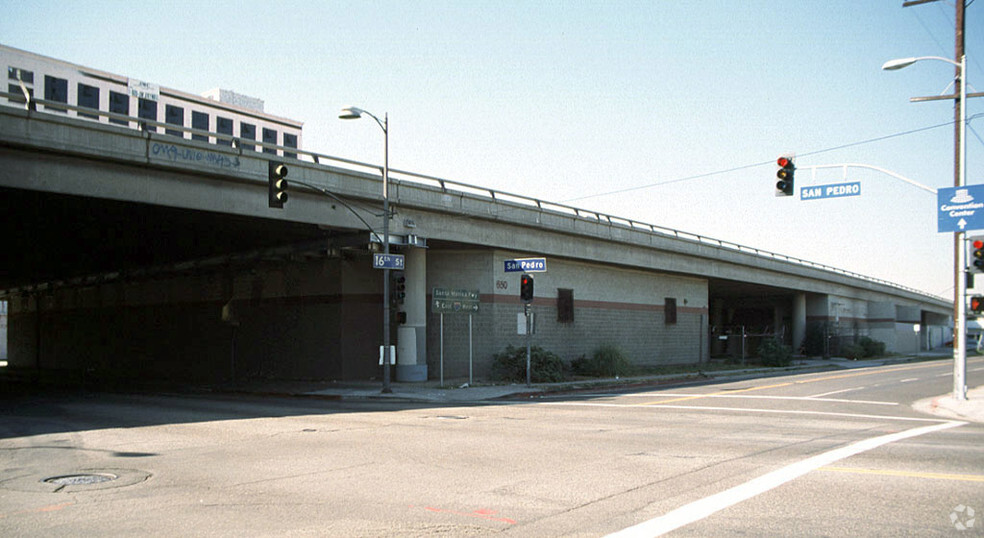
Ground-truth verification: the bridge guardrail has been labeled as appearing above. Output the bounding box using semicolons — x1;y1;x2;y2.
0;92;946;302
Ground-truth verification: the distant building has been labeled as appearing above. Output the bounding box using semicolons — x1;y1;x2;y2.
2;43;303;153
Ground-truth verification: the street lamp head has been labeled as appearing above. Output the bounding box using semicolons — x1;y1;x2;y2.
882;57;918;71
339;106;364;120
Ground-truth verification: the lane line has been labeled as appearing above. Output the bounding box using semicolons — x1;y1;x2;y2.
642;382;792;405
605;420;966;538
603;392;895;406
819;466;984;483
545;401;946;423
809;388;863;398
640;362;942;406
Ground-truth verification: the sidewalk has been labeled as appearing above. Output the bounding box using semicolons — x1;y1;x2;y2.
912;385;984;424
217;354;984;423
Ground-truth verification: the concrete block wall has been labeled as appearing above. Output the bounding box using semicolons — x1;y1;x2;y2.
426;249;708;380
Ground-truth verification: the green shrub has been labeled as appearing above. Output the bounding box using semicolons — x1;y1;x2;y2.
841;343;866;360
758;338;792;367
859;337;886;358
571;345;634;378
491;345;566;383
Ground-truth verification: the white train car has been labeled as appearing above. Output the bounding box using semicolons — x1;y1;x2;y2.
2;43;303;156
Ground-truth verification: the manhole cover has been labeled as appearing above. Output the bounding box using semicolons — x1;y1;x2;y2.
2;469;149;493
43;473;118;486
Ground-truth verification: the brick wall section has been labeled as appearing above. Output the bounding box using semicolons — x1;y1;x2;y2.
427;249;708;380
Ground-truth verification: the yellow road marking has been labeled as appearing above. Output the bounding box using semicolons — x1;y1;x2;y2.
643;382;792;405
820;466;984;482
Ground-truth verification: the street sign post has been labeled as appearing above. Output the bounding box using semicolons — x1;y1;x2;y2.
432;287;481;387
938;185;984;233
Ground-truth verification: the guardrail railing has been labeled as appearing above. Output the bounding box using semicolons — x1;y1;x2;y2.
0;92;946;302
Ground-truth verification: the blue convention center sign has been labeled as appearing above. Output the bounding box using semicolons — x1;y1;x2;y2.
938;185;984;233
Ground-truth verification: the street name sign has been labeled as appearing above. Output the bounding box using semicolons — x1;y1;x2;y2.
504;257;547;273
800;181;861;201
432;287;480;314
372;253;405;270
938;185;984;233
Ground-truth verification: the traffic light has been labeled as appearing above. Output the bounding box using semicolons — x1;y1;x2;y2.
392;271;407;305
520;273;534;303
268;161;288;208
775;156;795;197
971;295;984;315
971;236;984;273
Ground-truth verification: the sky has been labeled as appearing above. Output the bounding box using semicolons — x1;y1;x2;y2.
2;1;982;298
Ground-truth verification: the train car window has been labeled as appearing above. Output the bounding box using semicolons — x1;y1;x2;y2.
77;83;99;119
165;105;184;138
240;123;256;151
44;75;68;113
109;91;129;125
191;111;209;141
216;116;233;146
262;128;277;154
138;98;157;132
284;133;297;159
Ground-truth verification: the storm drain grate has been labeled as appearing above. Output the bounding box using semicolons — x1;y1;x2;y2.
43;473;118;486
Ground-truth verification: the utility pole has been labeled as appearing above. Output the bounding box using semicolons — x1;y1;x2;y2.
954;0;967;400
900;0;967;399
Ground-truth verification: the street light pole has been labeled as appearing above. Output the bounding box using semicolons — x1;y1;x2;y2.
340;107;393;393
882;54;968;401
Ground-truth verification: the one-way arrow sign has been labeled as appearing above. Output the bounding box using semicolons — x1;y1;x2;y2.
938;185;984;233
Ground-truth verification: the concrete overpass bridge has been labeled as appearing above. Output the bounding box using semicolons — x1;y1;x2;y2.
0;97;951;384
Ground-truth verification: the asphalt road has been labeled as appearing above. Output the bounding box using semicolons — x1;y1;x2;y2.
1;357;982;537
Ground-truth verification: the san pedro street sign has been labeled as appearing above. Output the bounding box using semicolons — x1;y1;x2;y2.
938;185;984;233
504;257;547;273
801;181;861;201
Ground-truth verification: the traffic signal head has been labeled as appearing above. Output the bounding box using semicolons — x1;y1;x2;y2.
972;236;984;273
268;161;288;208
971;295;984;314
393;272;407;304
520;273;534;303
775;156;795;197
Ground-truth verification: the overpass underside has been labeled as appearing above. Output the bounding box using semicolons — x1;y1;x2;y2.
0;105;952;386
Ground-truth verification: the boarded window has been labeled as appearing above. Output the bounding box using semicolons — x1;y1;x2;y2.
44;75;68;113
138;98;157;132
262;127;278;154
77;83;99;119
165;105;184;137
558;288;574;323
216;116;233;146
665;297;677;325
109;91;128;125
191;111;209;141
240;122;256;150
283;133;297;159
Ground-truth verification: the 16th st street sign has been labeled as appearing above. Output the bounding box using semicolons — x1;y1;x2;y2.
938;185;984;233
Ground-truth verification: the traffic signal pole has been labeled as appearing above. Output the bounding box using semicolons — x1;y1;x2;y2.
521;273;534;386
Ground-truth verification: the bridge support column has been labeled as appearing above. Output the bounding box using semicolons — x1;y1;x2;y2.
793;293;807;354
396;247;428;381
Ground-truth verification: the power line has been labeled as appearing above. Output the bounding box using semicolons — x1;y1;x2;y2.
564;117;968;204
